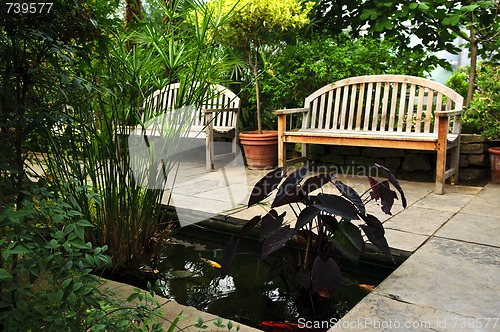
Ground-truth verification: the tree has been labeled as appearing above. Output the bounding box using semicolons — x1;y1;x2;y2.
125;0;145;29
358;0;500;106
203;0;314;133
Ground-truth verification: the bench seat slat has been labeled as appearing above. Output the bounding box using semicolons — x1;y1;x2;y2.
285;129;458;143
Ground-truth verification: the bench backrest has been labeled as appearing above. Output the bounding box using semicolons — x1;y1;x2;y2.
144;83;240;129
303;75;463;135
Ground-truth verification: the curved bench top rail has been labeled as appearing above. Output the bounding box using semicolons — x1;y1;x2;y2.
302;75;463;134
143;83;240;128
304;75;463;106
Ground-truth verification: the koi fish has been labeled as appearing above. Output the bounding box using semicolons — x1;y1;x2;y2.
200;257;221;269
359;284;374;292
140;265;159;274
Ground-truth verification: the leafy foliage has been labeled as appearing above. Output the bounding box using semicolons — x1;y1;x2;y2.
221;165;406;304
357;0;500;105
11;0;241;275
240;34;435;129
462;64;500;139
0;185;164;331
200;0;314;133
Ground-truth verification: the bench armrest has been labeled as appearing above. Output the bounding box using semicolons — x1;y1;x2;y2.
202;107;239;114
435;108;462;117
275;108;310;115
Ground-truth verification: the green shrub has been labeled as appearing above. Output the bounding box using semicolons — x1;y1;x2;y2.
239;34;434;130
446;66;469;99
457;64;500;139
0;185;164;331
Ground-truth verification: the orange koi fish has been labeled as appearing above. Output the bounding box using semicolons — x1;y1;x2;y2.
200;257;221;269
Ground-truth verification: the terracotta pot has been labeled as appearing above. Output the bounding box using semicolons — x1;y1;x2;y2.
488;147;500;184
239;130;278;170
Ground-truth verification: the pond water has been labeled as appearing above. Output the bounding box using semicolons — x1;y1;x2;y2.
155;226;396;331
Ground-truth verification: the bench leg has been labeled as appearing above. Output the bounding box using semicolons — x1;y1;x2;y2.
206;113;214;172
449;143;460;185
435;119;448;195
277;114;286;169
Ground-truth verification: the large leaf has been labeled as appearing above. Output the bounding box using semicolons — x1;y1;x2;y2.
296;269;311;289
301;173;335;195
260;210;285;240
294;206;320;231
272;165;308;208
316;193;359;220
247;167;284;207
329;231;362;264
261;226;296;260
271;187;306;208
239;215;262;238
368;176;381;200
375;164;407;208
311;256;342;298
338;220;364;252
0;268;13;281
220;236;240;278
335;180;365;215
267;257;284;281
320;214;339;234
360;224;394;263
369;179;398;215
360;213;384;235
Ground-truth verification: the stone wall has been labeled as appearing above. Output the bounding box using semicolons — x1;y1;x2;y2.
298;134;493;185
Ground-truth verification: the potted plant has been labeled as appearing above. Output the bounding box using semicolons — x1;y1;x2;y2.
462;64;500;183
205;0;313;169
220;164;407;315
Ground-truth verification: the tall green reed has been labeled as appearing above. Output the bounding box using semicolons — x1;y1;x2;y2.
37;0;240;273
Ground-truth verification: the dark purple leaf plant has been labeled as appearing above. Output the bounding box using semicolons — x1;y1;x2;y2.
221;164;406;309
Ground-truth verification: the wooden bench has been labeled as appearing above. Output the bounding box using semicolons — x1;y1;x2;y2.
275;75;463;194
138;83;240;171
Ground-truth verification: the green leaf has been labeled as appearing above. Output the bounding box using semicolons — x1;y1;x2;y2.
0;268;13;281
442;15;461;26
9;244;30;255
167;312;185;332
45;239;59;249
76;219;93;228
61;278;72;289
127;292;139;302
68;292;77;306
417;3;429;10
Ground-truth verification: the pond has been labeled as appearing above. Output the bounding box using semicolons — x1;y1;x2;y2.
153;225;397;331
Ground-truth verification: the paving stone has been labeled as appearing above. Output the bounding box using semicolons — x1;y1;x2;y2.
381;229;429;255
331;293;478;332
371;237;500;319
413;191;475;212
436;211;500;247
384;206;455;236
460;183;500;216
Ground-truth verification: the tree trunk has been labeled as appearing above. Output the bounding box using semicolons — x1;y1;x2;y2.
125;0;144;30
248;46;263;134
466;20;478;107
